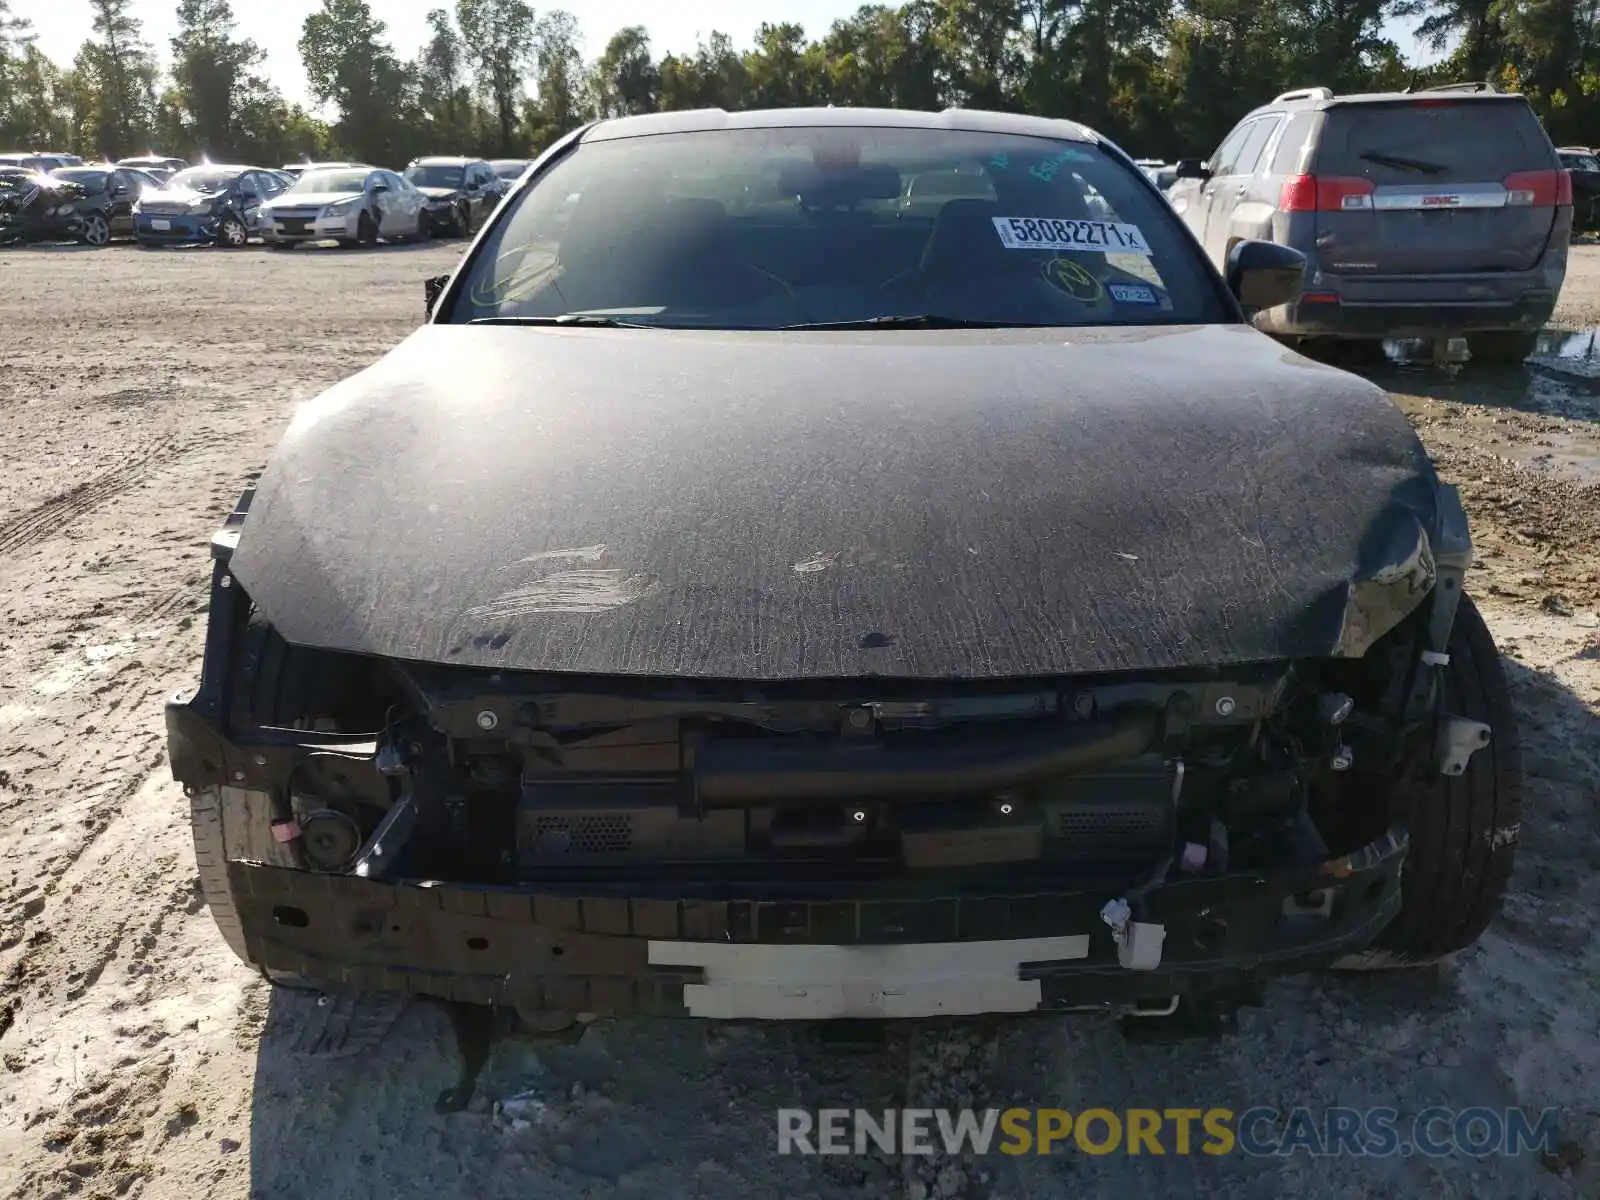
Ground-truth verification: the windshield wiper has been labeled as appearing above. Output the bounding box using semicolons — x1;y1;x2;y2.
779;315;1048;331
466;314;654;328
1357;151;1446;174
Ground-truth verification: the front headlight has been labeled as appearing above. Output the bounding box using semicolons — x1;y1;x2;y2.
186;199;217;214
324;198;359;215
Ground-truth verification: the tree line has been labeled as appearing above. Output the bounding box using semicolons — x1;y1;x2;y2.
0;0;1596;170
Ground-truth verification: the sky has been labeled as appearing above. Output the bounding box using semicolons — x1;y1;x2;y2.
17;0;1438;111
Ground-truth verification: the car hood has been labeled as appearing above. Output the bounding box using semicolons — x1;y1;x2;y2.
415;186;460;200
268;190;361;208
140;186;218;204
231;323;1447;680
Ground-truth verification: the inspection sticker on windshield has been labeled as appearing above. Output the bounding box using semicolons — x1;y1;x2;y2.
993;216;1149;254
1109;283;1158;305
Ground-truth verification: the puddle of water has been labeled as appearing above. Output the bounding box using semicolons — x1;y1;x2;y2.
1358;327;1600;487
1360;327;1600;424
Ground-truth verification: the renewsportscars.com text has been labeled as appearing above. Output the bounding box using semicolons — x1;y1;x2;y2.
776;1106;1561;1158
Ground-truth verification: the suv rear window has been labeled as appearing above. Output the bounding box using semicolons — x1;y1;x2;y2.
1314;100;1550;183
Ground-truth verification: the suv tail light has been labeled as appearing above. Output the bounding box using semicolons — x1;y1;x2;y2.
1503;168;1572;207
1279;174;1375;212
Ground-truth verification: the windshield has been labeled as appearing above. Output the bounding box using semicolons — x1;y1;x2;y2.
167;167;238;193
293;169;368;194
492;161;529;180
51;169;106;188
1561;152;1600;172
446;127;1225;329
406;164;464;188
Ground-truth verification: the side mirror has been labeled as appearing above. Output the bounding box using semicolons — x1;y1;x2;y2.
1174;158;1211;181
1226;239;1306;312
424;274;449;320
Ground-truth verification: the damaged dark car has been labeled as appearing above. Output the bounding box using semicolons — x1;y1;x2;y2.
0;168;88;244
168;108;1521;1032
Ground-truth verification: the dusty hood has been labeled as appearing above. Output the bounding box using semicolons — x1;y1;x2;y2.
266;190;360;208
230;323;1447;680
416;186;460;201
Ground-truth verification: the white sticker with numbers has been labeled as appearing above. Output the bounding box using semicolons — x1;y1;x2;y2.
993;216;1150;254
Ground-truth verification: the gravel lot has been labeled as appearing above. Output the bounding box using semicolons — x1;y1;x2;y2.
1;239;1598;1200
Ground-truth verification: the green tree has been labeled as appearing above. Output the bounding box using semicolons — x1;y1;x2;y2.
169;0;266;157
590;25;659;117
72;0;158;157
416;8;475;146
299;0;410;162
526;9;589;147
742;22;828;107
456;0;534;153
658;32;749;111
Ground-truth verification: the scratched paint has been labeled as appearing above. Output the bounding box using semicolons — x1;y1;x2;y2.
465;569;658;618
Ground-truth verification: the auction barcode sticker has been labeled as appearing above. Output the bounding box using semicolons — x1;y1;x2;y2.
993;216;1150;254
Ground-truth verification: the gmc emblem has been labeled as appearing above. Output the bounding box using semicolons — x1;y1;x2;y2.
1421;194;1460;207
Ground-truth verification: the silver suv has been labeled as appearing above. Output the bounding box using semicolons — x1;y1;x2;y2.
1168;82;1573;362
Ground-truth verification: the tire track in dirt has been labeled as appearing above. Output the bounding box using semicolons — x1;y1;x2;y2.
0;434;178;558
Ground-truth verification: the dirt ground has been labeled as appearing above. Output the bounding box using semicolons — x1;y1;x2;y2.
1;239;1598;1200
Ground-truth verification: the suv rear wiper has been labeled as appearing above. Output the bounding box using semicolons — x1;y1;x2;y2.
467;314;654;328
1357;151;1446;174
779;315;1048;331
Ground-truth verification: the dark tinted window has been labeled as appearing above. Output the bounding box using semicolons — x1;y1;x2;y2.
1270;113;1316;174
1315;100;1550;182
1232;117;1281;177
52;168;109;193
407;163;464;188
1209;121;1257;174
169;168;240;193
446;126;1231;330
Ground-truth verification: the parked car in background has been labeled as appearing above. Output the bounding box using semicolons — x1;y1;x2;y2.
279;160;370;181
1557;145;1600;233
260;167;429;248
0;151;76;173
1168;81;1572;363
116;155;188;184
0;168;86;244
403;156;505;236
489;158;533;182
133;164;287;247
48;164;160;245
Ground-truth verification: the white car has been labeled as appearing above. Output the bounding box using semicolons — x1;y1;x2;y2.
259;167;428;248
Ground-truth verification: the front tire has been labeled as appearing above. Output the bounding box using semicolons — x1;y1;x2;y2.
79;212;110;247
216;215;248;248
1350;595;1523;965
357;210;377;248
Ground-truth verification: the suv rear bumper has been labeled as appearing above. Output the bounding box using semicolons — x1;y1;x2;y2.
1259;268;1564;340
225;828;1407;1019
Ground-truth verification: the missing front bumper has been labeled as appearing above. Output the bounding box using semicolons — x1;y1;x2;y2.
227;827;1407;1019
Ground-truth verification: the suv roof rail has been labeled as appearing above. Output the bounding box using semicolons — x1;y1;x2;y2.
1272;86;1334;104
1417;80;1499;94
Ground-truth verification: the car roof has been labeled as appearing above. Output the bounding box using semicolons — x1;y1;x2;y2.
411;155;479;165
1256;84;1530;114
582;106;1096;144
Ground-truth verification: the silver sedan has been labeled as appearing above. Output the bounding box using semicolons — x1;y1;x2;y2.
259;167;429;248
